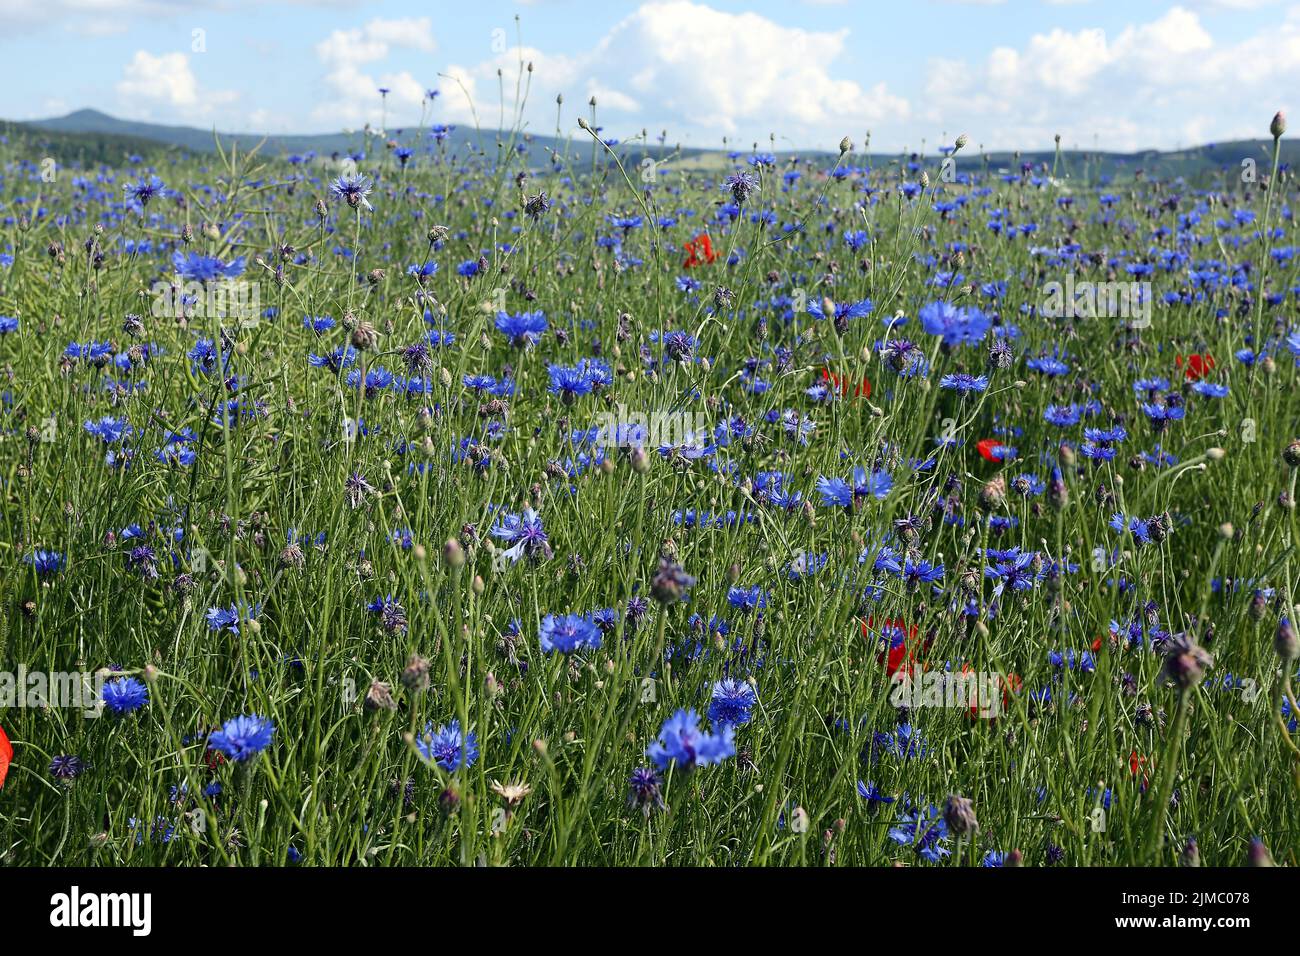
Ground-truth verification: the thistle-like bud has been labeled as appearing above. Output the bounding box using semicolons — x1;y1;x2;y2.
443;537;466;567
401;654;431;693
838;136;853;155
942;794;979;837
439;785;461;815
1247;837;1274;867
954;133;968;151
1271;110;1287;139
978;477;1006;511
1159;631;1214;691
1275;616;1298;660
364;680;398;712
350;322;378;351
650;556;695;604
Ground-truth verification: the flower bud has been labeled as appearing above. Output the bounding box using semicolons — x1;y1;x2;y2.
1247;837;1274;867
1275;617;1298;661
942;794;979;836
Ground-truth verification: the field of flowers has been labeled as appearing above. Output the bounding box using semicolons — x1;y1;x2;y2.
0;110;1298;868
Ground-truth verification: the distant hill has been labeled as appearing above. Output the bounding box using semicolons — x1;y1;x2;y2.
4;109;1298;186
5;108;694;170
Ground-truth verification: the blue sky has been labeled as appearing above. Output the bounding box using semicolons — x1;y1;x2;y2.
2;0;1296;151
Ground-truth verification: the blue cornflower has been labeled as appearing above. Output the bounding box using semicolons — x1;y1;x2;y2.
707;679;758;726
124;175;165;206
807;297;874;326
417;719;479;771
887;803;951;862
816;466;893;508
495;310;547;347
102;676;149;715
205;602;260;634
83;416;132;444
628;767;666;813
1192;381;1229;398
985;550;1039;597
919;300;990;347
65;341;114;364
366;594;408;634
539;613;603;654
547;362;595;400
646;708;735;771
329;173;374;210
1026;355;1070;376
172;251;246;282
939;373;989;394
208;714;275;762
26;549;65;577
308;345;357;372
491;506;550;563
722;172;759;205
856;780;896;805
726;585;768;613
1141;402;1185;426
902;557;944;590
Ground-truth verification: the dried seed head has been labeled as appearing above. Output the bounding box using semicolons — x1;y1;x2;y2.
364;680;398;712
401;654;431;693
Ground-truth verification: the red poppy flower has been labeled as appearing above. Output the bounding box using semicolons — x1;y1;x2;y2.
682;233;718;269
861;615;924;676
976;438;1004;462
1129;749;1150;788
0;724;12;790
821;366;872;400
1091;636;1103;652
1175;353;1215;381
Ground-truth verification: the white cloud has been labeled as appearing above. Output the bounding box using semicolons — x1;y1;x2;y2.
922;5;1298;151
438;1;908;148
115;50;237;118
313;17;438;127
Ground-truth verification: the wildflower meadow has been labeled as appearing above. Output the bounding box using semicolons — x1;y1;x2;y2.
1;17;1299;880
